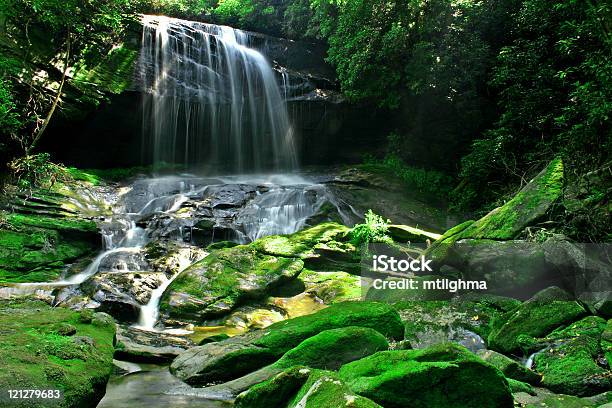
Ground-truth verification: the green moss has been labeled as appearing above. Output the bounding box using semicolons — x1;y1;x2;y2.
0;299;115;407
507;378;535;395
338;343;513;408
488;287;586;354
235;366;312;408
236;367;381;408
477;350;541;385
0;214;98;283
274;326;388;370
534;316;610;396
253;223;350;258
170;301;404;384
453;158;564;240
289;370;382;408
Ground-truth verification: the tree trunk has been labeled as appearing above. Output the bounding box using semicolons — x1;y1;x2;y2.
27;32;71;154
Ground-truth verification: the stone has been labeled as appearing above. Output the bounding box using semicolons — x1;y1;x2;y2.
170;301;403;385
161;245;304;320
114;325;193;363
338;343;513;408
452;158;564;241
533;316;611;397
488;287;587;355
476;350;541;385
235;367;382;408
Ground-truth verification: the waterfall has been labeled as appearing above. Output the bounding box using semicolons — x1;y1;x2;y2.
139;15;298;172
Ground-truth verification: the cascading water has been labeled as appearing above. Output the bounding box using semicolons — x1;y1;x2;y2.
139;15;297;172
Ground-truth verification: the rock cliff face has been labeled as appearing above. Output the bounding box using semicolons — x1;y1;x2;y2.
41;19;391;169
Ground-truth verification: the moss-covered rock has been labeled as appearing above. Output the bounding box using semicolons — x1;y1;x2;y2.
235;367;382;408
275;326;388;370
0;213;99;283
199;326;389;399
288;370;382;408
234;366;312;407
390;295;519;351
0;299;116;407
161;223;362;320
426;159;564;268
456;158;564;241
338;343;513;408
161;245;304;320
170;301;403;385
488;287;586;355
477;350;541;385
534;316;610;397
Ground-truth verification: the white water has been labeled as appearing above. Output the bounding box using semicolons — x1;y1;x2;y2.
135;249;199;331
139;15;297;172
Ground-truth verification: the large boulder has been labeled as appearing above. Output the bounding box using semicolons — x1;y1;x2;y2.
160;246;304;320
197;326;389;400
0;299;116;408
0;213;99;283
338;343;513;408
160;223;358;321
533;316;611;396
476;350;541;385
450;158;564;241
426;159;564;270
235;367;381;408
488;287;587;355
170;301;403;385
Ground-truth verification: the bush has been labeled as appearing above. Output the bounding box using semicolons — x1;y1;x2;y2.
349;210;392;246
7;153;72;192
363;153;453;200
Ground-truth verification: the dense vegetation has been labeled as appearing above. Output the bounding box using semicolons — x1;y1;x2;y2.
1;0;610;237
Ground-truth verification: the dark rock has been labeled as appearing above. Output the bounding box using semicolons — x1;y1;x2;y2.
488;287;587;355
114;325;193;363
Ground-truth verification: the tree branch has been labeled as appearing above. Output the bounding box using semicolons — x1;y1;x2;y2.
27;31;71;154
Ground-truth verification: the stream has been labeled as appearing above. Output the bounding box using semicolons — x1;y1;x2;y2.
2;172;358;406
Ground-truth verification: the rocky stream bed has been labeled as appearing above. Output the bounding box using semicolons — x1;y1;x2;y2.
0;161;611;408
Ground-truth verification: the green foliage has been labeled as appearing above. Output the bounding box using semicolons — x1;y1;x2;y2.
456;0;612;211
0;0;140;157
349;210;392;246
213;0;255;24
7;153;73;192
363;153;453;200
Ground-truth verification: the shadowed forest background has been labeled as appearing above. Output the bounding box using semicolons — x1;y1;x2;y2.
1;0;610;240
